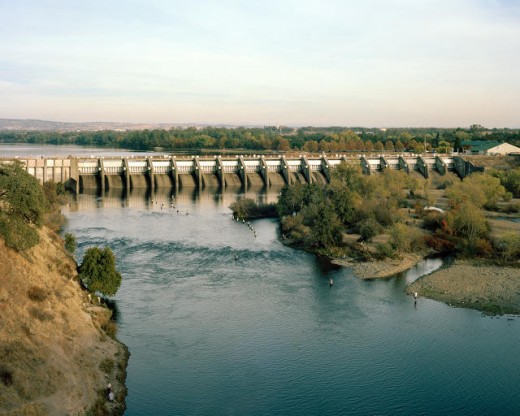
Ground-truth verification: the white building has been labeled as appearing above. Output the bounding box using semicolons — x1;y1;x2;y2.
485;142;520;155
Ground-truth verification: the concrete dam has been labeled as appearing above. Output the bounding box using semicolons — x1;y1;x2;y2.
4;154;481;193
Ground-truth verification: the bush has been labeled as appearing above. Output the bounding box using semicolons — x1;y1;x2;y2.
390;223;423;252
496;232;520;261
422;212;446;231
99;358;114;373
29;307;54;322
27;286;48;302
0;214;40;251
64;233;77;255
503;202;520;214
374;243;396;259
358;217;379;242
78;247;122;297
0;364;13;386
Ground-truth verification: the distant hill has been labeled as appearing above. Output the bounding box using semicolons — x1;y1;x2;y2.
0;118;241;132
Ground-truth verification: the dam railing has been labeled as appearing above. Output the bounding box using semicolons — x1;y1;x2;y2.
1;154;481;193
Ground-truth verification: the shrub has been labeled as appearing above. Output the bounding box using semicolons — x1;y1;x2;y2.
99;358;114;373
27;286;48;302
64;233;77;255
374;243;396;259
422;212;446;231
0;364;13;386
496;232;520;261
29;307;54;322
447;202;488;242
503;202;520;214
102;320;118;339
358;217;379;242
0;215;40;251
390;223;423;252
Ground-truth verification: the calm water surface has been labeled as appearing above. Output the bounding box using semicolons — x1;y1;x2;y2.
62;188;520;416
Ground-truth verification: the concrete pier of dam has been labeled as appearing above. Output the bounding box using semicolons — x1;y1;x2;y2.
1;154;483;193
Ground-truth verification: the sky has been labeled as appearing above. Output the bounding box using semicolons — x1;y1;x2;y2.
0;0;519;127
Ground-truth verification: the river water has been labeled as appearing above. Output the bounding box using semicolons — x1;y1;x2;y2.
3;144;519;415
60;187;520;416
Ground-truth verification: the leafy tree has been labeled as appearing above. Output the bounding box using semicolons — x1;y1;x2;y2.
0;162;49;251
0;162;48;227
305;204;343;249
447;202;488;244
447;173;507;210
490;168;520;198
78;247;122;297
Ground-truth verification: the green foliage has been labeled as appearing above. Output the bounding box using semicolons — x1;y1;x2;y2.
0;213;40;251
390;223;420;252
448;202;488;240
358;217;379;242
64;233;77;255
78;247;122;297
43;181;67;208
375;243;396;259
230;198;277;220
446;173;507;210
304;204;343;249
0;162;49;226
490;168;520;198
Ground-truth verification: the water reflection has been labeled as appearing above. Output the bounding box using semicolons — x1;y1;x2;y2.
67;185;283;212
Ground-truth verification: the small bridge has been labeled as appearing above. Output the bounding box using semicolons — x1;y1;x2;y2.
2;154;481;193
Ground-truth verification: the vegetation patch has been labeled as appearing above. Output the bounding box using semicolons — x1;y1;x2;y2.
29;307;54;322
0;364;13;387
27;286;49;302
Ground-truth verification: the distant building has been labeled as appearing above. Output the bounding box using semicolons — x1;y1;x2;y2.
485;142;520;155
462;141;520;155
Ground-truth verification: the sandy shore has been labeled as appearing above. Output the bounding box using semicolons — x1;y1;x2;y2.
332;253;425;279
406;260;520;315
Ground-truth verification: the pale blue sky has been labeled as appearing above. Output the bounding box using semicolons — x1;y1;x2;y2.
0;0;519;126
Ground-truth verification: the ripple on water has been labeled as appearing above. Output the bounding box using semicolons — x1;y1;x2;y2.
63;194;520;416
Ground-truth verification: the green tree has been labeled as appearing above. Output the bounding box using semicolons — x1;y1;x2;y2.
78;247;122;297
0;162;49;251
0;162;48;227
305;204;343;249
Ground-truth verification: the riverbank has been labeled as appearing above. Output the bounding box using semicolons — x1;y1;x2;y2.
406;260;520;315
0;227;128;415
332;253;426;279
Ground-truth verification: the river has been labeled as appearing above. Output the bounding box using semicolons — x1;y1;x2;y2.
62;188;520;416
3;144;520;415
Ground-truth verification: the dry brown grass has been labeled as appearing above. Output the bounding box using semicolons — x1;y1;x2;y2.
0;227;127;415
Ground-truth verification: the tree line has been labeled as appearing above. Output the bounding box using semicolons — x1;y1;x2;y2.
0;125;518;153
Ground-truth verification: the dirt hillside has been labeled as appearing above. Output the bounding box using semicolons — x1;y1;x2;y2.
0;227;127;415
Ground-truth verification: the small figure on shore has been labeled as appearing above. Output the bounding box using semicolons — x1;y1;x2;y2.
234;254;238;262
329;277;334;287
413;291;418;303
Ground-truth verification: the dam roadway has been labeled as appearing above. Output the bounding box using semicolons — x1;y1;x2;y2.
1;154;481;193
